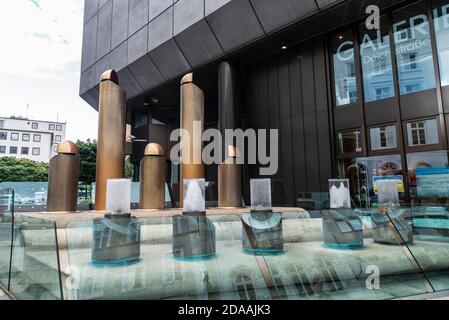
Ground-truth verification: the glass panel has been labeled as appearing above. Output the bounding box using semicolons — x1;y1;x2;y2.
359;16;395;102
332;30;358;106
433;0;449;86
410;203;449;292
260;210;431;299
0;188;14;290
337;130;362;154
65;215;273;300
339;155;404;209
407;150;449;201
370;125;397;150
9;215;62;300
393;1;436;95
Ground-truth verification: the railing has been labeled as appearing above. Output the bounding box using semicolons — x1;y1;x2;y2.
2;188;449;300
0;188;63;300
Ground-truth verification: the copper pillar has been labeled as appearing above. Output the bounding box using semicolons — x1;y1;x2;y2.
95;70;126;210
218;146;242;208
180;73;205;206
47;141;80;212
139;143;166;209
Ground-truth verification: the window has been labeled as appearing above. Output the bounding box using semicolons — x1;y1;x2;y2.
11;133;19;141
407;119;439;146
56;124;62;131
402;52;418;70
375;87;391;100
234;273;256;300
0;132;7;140
33;134;41;142
332;30;357;106
9;146;17;154
49;123;55;130
31;122;38;129
32;147;40;156
0;146;5;154
21;147;29;155
0;120;4;129
359;15;395;102
404;83;423;93
393;2;436;95
370;125;397;150
22;133;30;141
55;135;61;142
433;1;449;86
337;130;362;154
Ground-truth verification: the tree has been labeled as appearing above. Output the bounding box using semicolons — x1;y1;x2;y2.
76;139;134;183
0;157;49;182
76;139;97;184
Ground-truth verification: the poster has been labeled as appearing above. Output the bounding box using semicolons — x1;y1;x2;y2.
415;167;449;198
372;175;404;194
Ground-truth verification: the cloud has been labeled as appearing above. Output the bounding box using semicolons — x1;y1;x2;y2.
0;0;84;80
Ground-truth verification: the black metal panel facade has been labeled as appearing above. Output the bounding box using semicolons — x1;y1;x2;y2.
244;36;334;205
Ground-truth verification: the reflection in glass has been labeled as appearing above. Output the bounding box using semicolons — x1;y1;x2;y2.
332;30;357;106
407;150;449;200
322;210;364;249
393;2;436;95
370;125;397;150
359;16;395;102
433;1;449;86
406;118;439;146
337;130;362;154
91;216;141;266
371;208;413;245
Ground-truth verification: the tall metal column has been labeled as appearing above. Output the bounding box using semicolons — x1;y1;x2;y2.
180;73;205;206
47;141;80;212
218;61;242;207
95;70;126;210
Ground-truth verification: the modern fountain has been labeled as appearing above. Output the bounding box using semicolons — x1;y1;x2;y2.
172;179;216;260
241;179;283;255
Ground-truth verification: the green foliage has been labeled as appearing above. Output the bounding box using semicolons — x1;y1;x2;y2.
125;156;134;179
76;139;134;182
76;139;97;184
0;157;49;182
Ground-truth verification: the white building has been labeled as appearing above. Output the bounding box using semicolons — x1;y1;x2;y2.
0;116;66;163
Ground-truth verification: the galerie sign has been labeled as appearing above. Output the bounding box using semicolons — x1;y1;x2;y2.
335;4;449;62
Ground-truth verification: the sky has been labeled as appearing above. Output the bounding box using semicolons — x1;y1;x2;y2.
0;0;98;141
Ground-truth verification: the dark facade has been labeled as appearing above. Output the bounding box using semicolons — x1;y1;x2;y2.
80;0;449;207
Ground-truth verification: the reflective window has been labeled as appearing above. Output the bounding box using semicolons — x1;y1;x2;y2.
21;147;29;155
406;118;439;146
31;122;38;129
10;133;18;141
0;132;6;140
55;135;61;142
393;2;436;95
0;146;5;154
370;125;397;150
337;130;362;154
48;123;55;131
22;133;30;141
56;124;62;131
332;30;358;106
433;0;449;86
33;134;41;142
32;148;40;156
359;16;395;102
9;146;17;154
